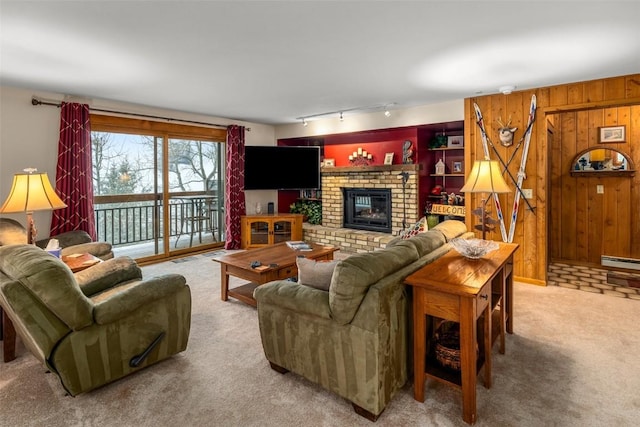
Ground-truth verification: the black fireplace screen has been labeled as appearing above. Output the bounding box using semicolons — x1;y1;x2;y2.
343;188;392;233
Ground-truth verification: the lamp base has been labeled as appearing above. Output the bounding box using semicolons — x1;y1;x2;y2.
26;212;36;245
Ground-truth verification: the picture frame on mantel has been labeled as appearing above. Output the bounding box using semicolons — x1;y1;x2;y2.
599;125;625;143
323;158;335;167
384;152;394;165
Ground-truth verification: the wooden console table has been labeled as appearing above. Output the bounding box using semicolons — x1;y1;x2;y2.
404;242;518;425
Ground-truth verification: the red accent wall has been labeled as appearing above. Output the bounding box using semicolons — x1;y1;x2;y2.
276;123;463;214
323;128;417;166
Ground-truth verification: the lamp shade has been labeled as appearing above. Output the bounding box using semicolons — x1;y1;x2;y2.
0;171;67;213
590;149;606;162
460;160;511;194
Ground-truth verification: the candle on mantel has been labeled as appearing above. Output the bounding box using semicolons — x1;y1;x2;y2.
353;151;357;157
362;150;367;157
367;154;372;160
349;155;353;161
358;147;363;155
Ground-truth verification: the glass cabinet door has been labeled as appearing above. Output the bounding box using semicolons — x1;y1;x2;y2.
250;220;270;246
273;220;293;244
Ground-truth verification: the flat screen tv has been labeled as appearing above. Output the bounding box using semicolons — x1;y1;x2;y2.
244;146;321;190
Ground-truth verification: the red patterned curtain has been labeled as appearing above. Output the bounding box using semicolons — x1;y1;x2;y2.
224;125;246;249
50;102;96;239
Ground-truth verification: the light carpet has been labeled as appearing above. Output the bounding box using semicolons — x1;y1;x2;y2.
1;251;639;427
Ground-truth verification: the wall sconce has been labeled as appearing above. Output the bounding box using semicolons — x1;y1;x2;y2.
349;147;373;166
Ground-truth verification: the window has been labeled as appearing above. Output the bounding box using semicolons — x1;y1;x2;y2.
90;114;226;260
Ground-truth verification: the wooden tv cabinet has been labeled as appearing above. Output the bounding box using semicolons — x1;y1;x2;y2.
240;214;303;249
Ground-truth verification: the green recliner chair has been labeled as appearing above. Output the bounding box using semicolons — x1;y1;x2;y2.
0;244;191;396
0;217;114;260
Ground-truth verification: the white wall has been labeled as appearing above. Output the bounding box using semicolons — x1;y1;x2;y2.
274;99;464;140
0;85;276;237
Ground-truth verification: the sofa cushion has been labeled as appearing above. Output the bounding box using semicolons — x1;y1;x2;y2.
0;245;93;330
296;257;338;291
400;216;428;239
406;229;447;257
329;244;419;325
432;219;468;241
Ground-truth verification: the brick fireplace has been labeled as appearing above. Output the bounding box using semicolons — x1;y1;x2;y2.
302;164;420;253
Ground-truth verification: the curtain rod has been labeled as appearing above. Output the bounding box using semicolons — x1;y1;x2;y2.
31;97;250;131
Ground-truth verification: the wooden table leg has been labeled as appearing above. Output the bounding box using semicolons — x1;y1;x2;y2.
2;309;16;363
460;297;477;425
506;258;514;334
220;264;229;301
412;290;426;402
483;300;492;389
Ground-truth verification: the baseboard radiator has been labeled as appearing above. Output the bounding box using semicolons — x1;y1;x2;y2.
601;255;640;271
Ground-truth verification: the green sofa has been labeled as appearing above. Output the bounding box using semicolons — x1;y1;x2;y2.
253;220;471;420
0;244;191;396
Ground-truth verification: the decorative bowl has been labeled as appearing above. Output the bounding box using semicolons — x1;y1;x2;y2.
449;238;499;259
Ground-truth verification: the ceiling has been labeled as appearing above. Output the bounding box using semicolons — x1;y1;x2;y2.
2;1;639;125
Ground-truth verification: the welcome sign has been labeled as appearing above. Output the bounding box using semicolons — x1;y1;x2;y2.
430;204;465;217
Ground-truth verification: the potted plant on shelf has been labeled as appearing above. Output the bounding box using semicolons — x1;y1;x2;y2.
290;199;322;225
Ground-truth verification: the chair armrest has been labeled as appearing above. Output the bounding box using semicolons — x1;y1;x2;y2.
253;280;331;319
92;274;187;325
36;230;92;249
75;257;142;296
61;242;113;260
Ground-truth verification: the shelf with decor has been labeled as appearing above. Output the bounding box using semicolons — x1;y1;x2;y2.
422;130;465;222
427;147;465;199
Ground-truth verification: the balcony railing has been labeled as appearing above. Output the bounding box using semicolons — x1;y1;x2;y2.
94;192;222;247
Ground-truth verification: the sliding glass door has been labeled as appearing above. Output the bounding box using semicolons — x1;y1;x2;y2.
90;116;226;261
168;138;225;251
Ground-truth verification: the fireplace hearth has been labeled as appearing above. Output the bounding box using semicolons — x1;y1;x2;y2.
343;188;392;233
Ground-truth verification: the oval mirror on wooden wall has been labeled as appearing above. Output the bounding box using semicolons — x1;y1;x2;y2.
570;147;635;177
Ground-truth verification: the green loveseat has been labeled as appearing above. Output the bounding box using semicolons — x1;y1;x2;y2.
253;220;471;420
0;244;191;396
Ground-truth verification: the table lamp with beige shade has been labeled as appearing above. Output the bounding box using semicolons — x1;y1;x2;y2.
460;160;511;240
0;168;67;244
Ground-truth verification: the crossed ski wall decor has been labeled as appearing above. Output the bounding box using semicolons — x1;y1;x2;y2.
473;95;537;243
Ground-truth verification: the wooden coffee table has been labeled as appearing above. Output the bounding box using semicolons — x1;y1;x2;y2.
214;242;339;306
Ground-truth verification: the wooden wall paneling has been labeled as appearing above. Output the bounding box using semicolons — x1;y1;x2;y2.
586;176;603;264
603;76;627;100
548;119;561;261
558;112;577;261
615;177;632;257
625;75;640;98
548;85;568;107
631;105;640;256
567;83;585;105
466;73;640;284
600;175;619;262
585;79;605;103
519;92;538;279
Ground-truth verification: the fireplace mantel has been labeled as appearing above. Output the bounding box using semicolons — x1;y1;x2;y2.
321;164;421;175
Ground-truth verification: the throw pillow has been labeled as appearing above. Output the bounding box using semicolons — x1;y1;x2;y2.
296;257;338;291
400;216;428;239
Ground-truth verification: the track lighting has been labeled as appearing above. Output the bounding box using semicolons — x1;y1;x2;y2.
296;102;396;125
